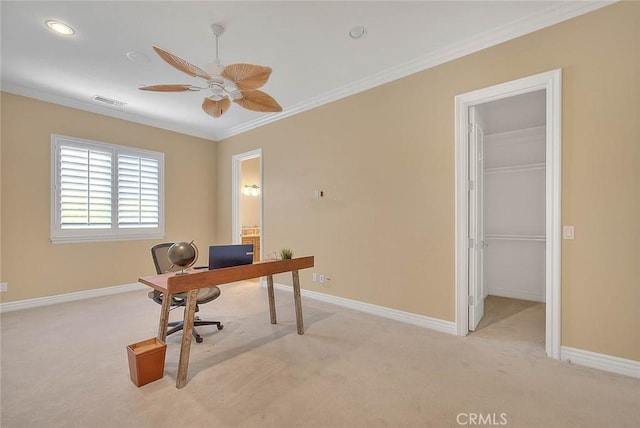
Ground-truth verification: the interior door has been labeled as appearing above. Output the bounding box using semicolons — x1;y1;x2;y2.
468;106;485;331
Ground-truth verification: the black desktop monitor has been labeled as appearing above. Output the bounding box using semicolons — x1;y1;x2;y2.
208;244;254;270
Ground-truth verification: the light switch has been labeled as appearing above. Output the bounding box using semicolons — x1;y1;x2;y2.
563;226;575;240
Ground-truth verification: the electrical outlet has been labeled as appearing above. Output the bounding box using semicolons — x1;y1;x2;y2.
0;282;7;292
319;274;325;283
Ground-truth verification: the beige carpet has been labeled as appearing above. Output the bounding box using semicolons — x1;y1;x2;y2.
1;282;638;428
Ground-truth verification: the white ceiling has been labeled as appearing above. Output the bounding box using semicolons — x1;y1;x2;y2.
1;1;609;142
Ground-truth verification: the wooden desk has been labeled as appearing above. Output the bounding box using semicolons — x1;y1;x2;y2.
139;256;314;388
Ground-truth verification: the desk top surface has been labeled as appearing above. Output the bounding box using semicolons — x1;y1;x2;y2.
139;256;314;294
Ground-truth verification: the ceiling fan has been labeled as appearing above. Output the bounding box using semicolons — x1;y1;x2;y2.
139;24;282;118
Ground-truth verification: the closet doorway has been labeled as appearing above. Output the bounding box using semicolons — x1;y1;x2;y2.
471;92;546;342
231;149;263;263
454;70;562;359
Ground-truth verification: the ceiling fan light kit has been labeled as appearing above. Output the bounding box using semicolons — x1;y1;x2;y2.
139;23;282;119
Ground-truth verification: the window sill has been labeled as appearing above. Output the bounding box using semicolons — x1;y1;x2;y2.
50;231;165;244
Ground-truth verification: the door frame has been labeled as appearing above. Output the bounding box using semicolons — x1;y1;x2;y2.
454;69;562;359
231;148;263;252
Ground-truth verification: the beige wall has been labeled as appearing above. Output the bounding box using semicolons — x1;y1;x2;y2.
0;93;217;302
240;157;260;228
216;3;639;361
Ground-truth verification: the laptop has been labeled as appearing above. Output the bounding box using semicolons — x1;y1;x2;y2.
208;244;254;270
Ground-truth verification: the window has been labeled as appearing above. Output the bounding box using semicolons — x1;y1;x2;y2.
50;134;164;243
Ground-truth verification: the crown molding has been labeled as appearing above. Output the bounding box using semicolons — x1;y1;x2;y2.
2;1;613;143
216;0;613;141
0;82;219;141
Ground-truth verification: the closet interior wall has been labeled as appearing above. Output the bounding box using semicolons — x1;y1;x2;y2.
480;92;546;303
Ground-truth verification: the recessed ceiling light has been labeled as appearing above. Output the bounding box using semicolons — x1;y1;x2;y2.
126;51;150;64
45;20;75;36
349;26;367;39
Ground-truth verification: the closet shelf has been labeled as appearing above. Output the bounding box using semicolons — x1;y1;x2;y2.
484;162;545;174
485;233;546;242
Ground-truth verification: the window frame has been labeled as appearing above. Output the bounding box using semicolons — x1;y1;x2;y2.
50;134;165;243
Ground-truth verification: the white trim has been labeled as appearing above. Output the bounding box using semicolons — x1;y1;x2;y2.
6;283;637;379
215;2;608;141
0;82;218;141
1;2;610;142
561;346;640;379
49;232;165;244
231;149;263;250
269;282;456;336
454;69;562;359
0;283;146;313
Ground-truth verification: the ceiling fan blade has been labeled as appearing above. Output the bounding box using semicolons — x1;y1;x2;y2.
222;63;272;90
139;84;198;92
202;97;231;118
234;90;283;113
152;46;212;81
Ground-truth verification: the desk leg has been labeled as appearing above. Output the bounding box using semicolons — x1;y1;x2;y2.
158;293;171;341
292;270;304;335
176;289;198;389
267;274;277;324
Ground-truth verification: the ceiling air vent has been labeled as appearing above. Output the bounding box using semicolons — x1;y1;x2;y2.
92;95;127;107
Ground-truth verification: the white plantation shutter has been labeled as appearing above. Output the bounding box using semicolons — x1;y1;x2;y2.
51;135;164;243
59;146;112;229
118;155;160;228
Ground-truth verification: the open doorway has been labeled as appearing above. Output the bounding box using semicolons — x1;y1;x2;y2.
472;91;546;343
231;149;263;263
455;70;562;359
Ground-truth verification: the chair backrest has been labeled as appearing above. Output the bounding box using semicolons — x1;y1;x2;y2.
151;242;181;274
149;242;220;307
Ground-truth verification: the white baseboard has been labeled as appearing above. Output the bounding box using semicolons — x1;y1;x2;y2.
488;287;545;303
561;346;640;379
6;282;637;379
0;282;146;313
269;282;457;335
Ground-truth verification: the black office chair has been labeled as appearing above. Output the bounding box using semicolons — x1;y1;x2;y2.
149;243;223;343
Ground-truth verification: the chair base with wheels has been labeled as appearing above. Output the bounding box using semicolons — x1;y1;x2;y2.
150;243;224;343
167;317;224;344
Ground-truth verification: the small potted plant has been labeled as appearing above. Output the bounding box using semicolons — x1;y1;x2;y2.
280;248;293;259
